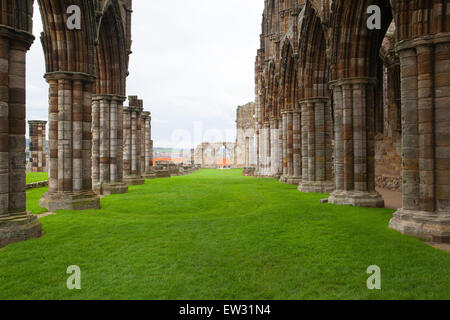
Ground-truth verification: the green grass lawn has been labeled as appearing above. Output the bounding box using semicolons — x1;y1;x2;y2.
26;172;48;184
1;169;449;300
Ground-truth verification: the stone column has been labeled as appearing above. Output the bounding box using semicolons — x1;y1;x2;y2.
280;112;288;182
91;95;128;195
261;122;269;176
285;111;300;185
28;121;47;173
270;118;280;177
291;109;302;185
328;78;384;207
278;118;283;176
255;125;261;176
298;98;335;193
122;96;145;185
142;111;156;179
39;73;100;211
0;27;42;247
390;34;450;243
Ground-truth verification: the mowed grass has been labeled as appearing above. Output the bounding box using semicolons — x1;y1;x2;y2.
26;172;48;184
1;169;449;300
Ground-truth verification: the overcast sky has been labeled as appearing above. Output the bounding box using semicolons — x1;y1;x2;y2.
26;0;264;148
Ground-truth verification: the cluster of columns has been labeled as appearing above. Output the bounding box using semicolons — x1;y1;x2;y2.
327;79;384;207
279;110;302;185
0;26;42;246
39;73;100;212
298;98;334;193
122;96;146;185
91;95;128;195
141;111;156;179
28;121;47;172
257;103;334;192
389;34;450;243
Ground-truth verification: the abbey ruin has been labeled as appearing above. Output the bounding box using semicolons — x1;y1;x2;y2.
246;0;450;243
0;0;449;248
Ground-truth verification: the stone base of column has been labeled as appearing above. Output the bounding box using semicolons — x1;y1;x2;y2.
0;213;42;248
299;181;335;194
93;182;129;196
286;177;302;185
389;209;450;243
328;190;385;208
142;172;157;179
154;170;171;178
123;176;146;185
40;191;100;212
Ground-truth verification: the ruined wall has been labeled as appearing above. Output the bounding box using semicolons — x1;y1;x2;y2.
235;102;256;168
194;142;236;168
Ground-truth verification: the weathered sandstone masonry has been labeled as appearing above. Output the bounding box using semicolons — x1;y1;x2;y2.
389;33;450;243
141;111;156;179
0;11;42;247
252;0;449;242
39;73;100;211
28;121;47;172
298;99;334;193
235;103;256;168
0;0;133;246
123;96;145;185
327;78;384;208
92;95;128;195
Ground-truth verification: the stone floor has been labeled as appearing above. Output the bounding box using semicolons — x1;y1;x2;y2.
376;188;402;210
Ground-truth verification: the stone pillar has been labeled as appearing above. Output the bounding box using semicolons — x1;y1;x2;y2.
28;121;47;173
270;119;279;177
291;109;302;184
328;78;384;207
40;73;100;211
91;95;128;195
298;98;334;193
285;111;300;185
0;27;42;247
255;125;261;176
390;34;450;243
142;111;156;179
278;118;283;176
122;96;145;185
280;112;288;182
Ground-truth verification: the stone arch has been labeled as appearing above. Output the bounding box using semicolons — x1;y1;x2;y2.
38;0;100;211
91;1;130;195
388;0;450;242
95;1;128;96
329;0;393;80
327;0;393;208
279;40;299;183
297;2;334;193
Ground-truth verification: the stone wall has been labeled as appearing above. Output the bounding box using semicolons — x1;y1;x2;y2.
235;102;256;168
194;142;236;168
28;121;47;173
